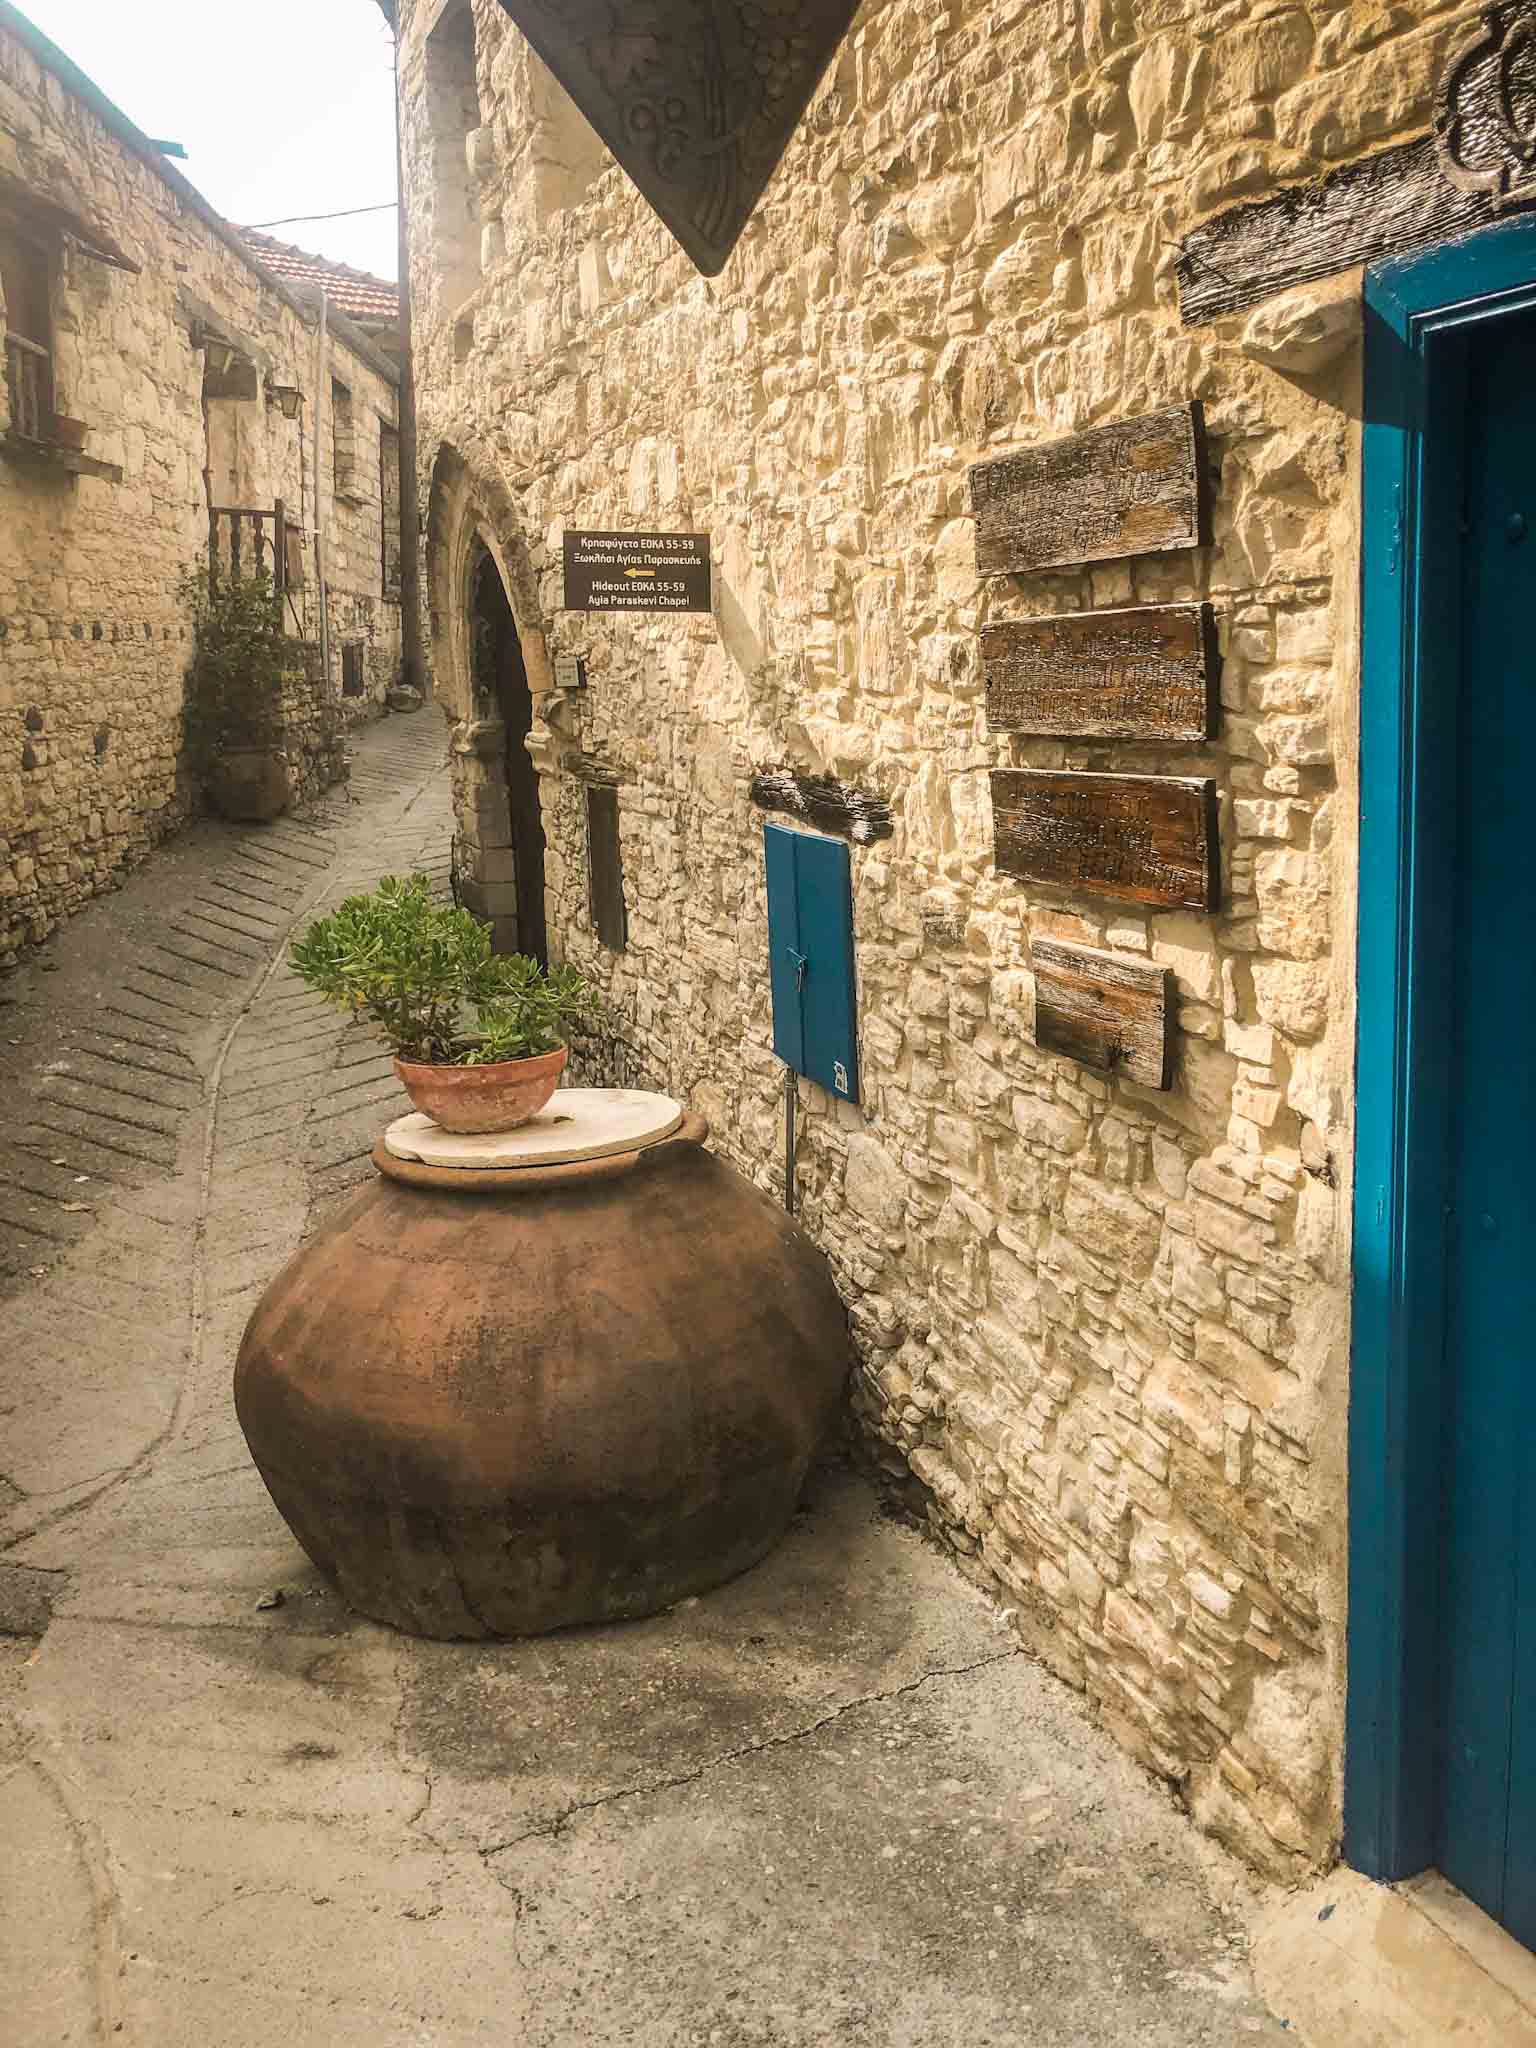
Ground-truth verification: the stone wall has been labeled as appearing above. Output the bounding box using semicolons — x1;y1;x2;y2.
0;8;404;962
399;0;1497;1875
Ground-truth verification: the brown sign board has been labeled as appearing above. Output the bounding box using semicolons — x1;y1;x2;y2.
982;604;1218;742
562;531;712;614
1032;938;1172;1090
969;405;1206;577
992;770;1220;912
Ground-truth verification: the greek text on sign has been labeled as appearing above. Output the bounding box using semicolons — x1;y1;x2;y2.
563;530;712;614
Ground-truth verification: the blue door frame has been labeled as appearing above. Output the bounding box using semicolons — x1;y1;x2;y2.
1348;214;1536;1883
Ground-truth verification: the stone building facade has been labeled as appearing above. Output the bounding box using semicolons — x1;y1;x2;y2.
396;0;1536;1892
0;2;405;963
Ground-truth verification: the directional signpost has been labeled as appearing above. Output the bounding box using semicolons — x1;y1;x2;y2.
562;531;712;614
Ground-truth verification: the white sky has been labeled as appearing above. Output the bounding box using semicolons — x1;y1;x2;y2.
20;0;401;281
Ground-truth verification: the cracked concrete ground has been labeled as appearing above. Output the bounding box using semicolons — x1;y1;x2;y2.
0;716;1289;2046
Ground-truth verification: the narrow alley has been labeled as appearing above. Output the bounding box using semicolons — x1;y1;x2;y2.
0;718;1289;2046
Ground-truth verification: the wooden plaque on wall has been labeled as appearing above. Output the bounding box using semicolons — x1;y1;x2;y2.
969;405;1206;577
992;770;1220;912
982;604;1218;741
1032;939;1172;1089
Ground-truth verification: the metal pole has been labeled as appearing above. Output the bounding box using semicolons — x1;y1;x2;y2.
391;24;425;696
312;290;330;694
783;1068;797;1216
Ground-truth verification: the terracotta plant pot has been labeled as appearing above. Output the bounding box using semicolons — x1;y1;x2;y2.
234;1114;852;1638
205;746;291;823
394;1043;567;1133
48;415;88;451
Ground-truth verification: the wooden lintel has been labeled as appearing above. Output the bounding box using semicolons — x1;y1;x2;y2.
750;769;894;845
1177;135;1508;326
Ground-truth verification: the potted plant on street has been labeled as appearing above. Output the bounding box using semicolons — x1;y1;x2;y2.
182;565;304;822
290;873;596;1133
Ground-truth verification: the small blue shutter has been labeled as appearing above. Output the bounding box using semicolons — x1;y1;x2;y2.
763;823;860;1104
764;823;805;1075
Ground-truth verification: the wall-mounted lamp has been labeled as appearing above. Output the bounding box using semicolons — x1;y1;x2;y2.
267;383;303;420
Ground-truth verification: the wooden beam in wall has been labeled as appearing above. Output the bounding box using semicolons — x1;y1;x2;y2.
1176;136;1505;325
750;769;894;845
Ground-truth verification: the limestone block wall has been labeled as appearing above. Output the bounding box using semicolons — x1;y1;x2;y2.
399;0;1491;1875
0;11;403;961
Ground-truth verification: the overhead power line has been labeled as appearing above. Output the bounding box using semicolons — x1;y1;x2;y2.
245;202;398;229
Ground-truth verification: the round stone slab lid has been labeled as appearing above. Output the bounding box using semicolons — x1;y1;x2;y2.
384;1087;684;1172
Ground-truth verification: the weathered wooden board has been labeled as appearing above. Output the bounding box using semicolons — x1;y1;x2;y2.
750;769;894;845
981;604;1218;741
991;770;1220;912
1032;938;1172;1089
1177;136;1505;325
969;406;1206;577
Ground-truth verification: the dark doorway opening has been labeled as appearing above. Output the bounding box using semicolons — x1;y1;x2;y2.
469;547;547;966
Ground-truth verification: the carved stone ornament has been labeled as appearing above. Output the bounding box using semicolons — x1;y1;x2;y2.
492;0;860;275
1436;2;1536;210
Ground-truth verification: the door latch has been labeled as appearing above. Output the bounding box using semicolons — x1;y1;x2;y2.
787;948;807;993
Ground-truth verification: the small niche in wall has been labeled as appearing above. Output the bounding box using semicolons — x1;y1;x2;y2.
586;784;627;953
341;643;365;698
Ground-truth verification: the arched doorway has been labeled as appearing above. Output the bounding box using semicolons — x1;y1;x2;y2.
469;545;547;965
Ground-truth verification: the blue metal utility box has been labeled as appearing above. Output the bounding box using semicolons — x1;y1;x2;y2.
763;823;860;1104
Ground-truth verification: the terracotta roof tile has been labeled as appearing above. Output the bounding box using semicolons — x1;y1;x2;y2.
242;231;399;323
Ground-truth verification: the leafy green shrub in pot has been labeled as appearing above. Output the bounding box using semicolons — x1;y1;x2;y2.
290;874;597;1133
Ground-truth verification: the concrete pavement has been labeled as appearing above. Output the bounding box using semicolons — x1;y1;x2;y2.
1;714;1297;2045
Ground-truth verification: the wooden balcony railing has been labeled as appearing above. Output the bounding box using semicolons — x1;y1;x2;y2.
4;332;51;442
208;501;309;632
209;499;297;607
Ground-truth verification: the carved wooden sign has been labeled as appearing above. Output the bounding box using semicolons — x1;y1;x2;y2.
991;770;1219;912
982;604;1218;741
492;0;861;277
1437;2;1536;209
969;406;1206;577
1032;939;1172;1090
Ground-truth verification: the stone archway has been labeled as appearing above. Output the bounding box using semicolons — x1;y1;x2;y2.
425;441;557;962
468;541;547;964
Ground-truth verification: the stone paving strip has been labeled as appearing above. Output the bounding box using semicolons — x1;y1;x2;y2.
0;714;1289;2047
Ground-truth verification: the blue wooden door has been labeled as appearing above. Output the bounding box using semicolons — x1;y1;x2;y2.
1438;312;1536;1945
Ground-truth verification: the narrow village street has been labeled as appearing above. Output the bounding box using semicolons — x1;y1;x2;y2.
0;717;1294;2045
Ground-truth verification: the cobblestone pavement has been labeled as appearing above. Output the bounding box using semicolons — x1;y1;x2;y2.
0;716;1288;2047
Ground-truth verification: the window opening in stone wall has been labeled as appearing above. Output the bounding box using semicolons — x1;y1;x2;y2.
331;378;355;497
341;642;365;698
586;784;626;954
380;423;402;596
423;0;483;312
0;219;54;441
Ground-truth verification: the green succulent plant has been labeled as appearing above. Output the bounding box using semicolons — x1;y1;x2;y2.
290;873;596;1065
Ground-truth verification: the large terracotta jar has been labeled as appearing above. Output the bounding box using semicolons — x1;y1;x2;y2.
233;1096;851;1640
